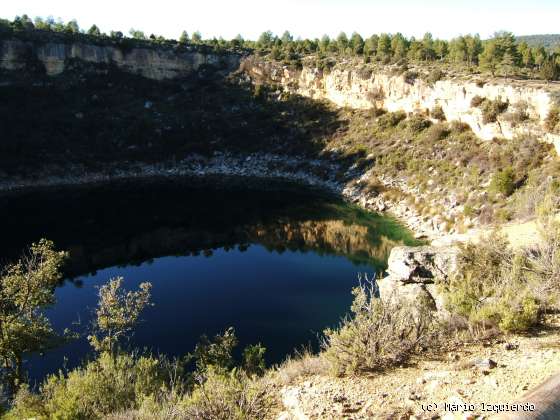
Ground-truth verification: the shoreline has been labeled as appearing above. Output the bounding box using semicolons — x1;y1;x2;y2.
0;152;442;241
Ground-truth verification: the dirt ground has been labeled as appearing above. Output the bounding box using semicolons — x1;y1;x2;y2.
273;317;560;420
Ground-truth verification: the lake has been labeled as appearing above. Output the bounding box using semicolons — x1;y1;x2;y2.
0;177;419;385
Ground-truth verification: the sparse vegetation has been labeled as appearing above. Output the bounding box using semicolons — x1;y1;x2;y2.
489;166;516;196
430;105;446;121
4;242;273;419
322;279;436;376
545;106;560;133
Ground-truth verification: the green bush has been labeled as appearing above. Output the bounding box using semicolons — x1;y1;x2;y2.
441;234;542;333
405;115;432;133
489;166;516;196
8;352;172;419
181;367;272;419
424;124;450;142
377;111;407;129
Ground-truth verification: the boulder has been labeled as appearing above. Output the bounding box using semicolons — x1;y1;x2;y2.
378;246;458;314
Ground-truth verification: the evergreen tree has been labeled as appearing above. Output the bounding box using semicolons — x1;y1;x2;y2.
192;31;202;43
363;34;379;57
65;19;80;34
257;30;273;48
421;32;436;61
350;32;364;54
407;38;424;61
179;30;189;44
12;14;35;31
110;30;123;40
500;52;515;79
232;34;244;48
518;42;534;68
391;33;408;60
534;46;547;69
377;33;392;61
449;36;467;63
541;57;559;82
129;28;146;40
281;30;293;45
319;34;331;53
465;34;482;66
87;24;101;36
336;32;349;54
479;40;500;76
434;39;448;61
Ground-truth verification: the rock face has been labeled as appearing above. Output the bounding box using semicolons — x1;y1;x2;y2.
0;39;241;80
377;246;458;313
245;59;560;152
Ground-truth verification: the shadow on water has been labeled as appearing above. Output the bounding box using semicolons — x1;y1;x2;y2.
0;178;421;384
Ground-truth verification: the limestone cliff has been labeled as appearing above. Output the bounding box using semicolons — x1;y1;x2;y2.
0;38;241;80
244;58;560;151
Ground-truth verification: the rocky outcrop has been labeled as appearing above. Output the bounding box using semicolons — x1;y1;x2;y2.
377;246;458;313
0;39;241;80
244;58;560;152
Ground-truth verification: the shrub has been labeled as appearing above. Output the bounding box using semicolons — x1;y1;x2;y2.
431;105;446;121
181;367;273;420
471;95;485;107
9;352;173;419
377;111;407;130
322;280;435;376
449;120;471;133
489;166;515;196
424;124;450;141
481;97;509;124
425;68;444;85
403;70;419;85
545;107;560;133
440;233;541;333
405;115;432;134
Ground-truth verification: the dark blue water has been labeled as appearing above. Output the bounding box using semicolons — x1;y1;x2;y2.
0;178;419;385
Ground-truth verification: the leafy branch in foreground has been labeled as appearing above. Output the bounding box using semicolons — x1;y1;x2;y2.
0;239;67;394
88;277;152;354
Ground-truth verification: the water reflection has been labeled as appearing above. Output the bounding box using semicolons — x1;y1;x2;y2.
0;177;418;279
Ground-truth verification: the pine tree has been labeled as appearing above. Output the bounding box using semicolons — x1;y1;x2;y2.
281;30;293;45
421;32;435;61
336;32;349;54
480;40;500;76
377;34;392;61
465;34;482;66
87;24;101;36
363;35;379;57
192;31;202;44
501;52;515;80
179;30;189;44
350;32;364;54
391;33;409;60
319;34;330;53
541;58;559;82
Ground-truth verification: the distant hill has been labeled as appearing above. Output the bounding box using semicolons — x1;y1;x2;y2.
516;34;560;51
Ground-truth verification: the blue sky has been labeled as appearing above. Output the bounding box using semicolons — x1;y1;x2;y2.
2;0;559;41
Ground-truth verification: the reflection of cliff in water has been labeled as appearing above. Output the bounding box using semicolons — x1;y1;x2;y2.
0;178;420;278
